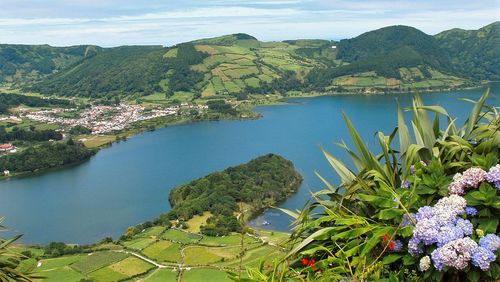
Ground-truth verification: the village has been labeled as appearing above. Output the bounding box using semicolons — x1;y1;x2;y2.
19;102;208;135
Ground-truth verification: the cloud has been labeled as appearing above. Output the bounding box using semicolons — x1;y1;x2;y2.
0;0;497;46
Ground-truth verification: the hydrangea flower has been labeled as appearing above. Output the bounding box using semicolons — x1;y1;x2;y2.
413;218;440;245
391;240;403;252
479;234;500;252
432;237;478;271
415;206;434;222
455;218;473;236
419;256;431;272
408;237;423;257
448;174;465;195
436;225;464;247
461;167;487;188
401;180;410;189
471;246;496;270
464;206;477;216
486;164;500;189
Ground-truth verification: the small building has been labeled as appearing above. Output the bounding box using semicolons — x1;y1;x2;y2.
331;45;337;49
0;143;15;153
3;170;9;176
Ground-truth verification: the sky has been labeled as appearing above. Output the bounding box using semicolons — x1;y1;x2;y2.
0;0;498;47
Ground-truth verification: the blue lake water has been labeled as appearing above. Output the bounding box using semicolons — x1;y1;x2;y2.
0;84;498;244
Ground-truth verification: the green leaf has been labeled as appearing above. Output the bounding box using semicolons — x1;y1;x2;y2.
378;209;403;220
478;218;499;234
382;254;402;265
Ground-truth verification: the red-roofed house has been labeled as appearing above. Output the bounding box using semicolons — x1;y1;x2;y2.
0;143;16;154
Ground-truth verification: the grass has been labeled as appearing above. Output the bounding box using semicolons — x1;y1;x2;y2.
186;212;212;233
182;268;232;282
34;266;85;282
142;241;182;263
71;251;128;273
199;234;257;246
36;254;86;271
221;245;281;268
143;268;179;282
183;246;225;265
108;256;155;277
162;229;202;244
139;226;166;237
124;237;157;250
80;135;116;148
88;266;128;282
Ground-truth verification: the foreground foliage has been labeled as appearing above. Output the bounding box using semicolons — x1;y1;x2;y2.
237;89;499;281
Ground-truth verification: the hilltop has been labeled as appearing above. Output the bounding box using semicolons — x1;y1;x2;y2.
0;23;498;101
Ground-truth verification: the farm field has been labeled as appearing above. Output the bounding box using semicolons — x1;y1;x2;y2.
26;226;289;281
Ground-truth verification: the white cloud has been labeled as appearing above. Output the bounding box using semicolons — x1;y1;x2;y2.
0;0;497;46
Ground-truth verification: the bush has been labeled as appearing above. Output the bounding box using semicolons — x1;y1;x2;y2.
235;89;499;281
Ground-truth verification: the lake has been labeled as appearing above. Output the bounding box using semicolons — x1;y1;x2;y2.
0;84;498;244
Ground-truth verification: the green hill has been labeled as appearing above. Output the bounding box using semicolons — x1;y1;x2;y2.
1;22;497;99
0;44;100;83
435;21;500;80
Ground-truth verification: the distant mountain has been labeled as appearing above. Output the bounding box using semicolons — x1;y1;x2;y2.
1;22;497;99
0;44;100;83
435;21;499;80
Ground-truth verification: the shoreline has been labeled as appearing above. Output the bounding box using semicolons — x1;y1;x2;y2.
0;82;489;181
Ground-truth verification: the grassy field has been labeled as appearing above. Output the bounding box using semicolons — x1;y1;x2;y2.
186;212;212;233
143;241;182;263
182;268;232;282
143;268;179;282
71;251;128;273
162;229;202;244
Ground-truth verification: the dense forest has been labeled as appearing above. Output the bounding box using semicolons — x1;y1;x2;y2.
0;93;73;114
0;44;99;83
30;46;168;98
436;21;500;80
164;43;208;95
0;140;96;173
0;126;63;143
159;154;302;236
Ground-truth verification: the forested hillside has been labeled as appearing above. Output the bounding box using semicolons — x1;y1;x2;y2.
30;46;168;99
1;23;497;99
0;44;99;83
162;154;303;236
436;21;500;80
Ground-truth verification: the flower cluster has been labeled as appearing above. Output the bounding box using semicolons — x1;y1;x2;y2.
382;234;403;252
408;194;499;271
486;164;500;189
301;257;317;270
448;167;487;195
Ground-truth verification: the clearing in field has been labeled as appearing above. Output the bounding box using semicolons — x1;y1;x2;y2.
221;245;282;268
143;240;182;263
186;211;212;233
181;268;232;282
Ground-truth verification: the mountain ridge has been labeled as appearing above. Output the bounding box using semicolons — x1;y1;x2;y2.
0;22;497;99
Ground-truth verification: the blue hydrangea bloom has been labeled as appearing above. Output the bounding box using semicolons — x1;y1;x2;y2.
431;248;444;271
472;246;496;270
464;206;477;216
479;234;500;252
408;237;423;257
455;218;473;236
436;225;464;247
415;206;434;222
401;180;411;189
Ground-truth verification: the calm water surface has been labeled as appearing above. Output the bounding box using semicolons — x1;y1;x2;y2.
1;84;498;244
